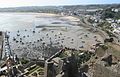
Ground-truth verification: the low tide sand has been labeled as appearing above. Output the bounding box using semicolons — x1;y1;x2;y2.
5;13;104;58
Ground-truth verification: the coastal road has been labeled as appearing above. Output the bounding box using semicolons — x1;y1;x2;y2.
74;15;109;40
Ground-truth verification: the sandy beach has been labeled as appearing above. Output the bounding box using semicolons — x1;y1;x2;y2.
1;13;104;59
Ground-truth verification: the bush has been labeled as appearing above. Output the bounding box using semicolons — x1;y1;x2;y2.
101;45;108;50
21;58;29;64
32;72;37;76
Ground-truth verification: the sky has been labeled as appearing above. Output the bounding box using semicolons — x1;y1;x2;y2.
0;0;120;8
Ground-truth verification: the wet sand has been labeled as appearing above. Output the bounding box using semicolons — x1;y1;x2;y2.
2;13;104;59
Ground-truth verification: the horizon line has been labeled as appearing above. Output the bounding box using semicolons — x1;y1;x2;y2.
0;3;119;8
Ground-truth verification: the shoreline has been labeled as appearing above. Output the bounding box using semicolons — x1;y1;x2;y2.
1;13;105;58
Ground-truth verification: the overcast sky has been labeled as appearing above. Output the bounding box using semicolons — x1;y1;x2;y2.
0;0;119;8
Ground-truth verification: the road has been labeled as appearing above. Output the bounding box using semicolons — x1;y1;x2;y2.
74;15;109;40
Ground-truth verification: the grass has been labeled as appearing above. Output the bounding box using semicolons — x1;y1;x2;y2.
20;58;29;64
29;66;40;74
37;67;44;72
59;51;69;58
107;43;120;59
96;43;120;59
25;66;44;76
96;47;106;57
93;64;120;77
